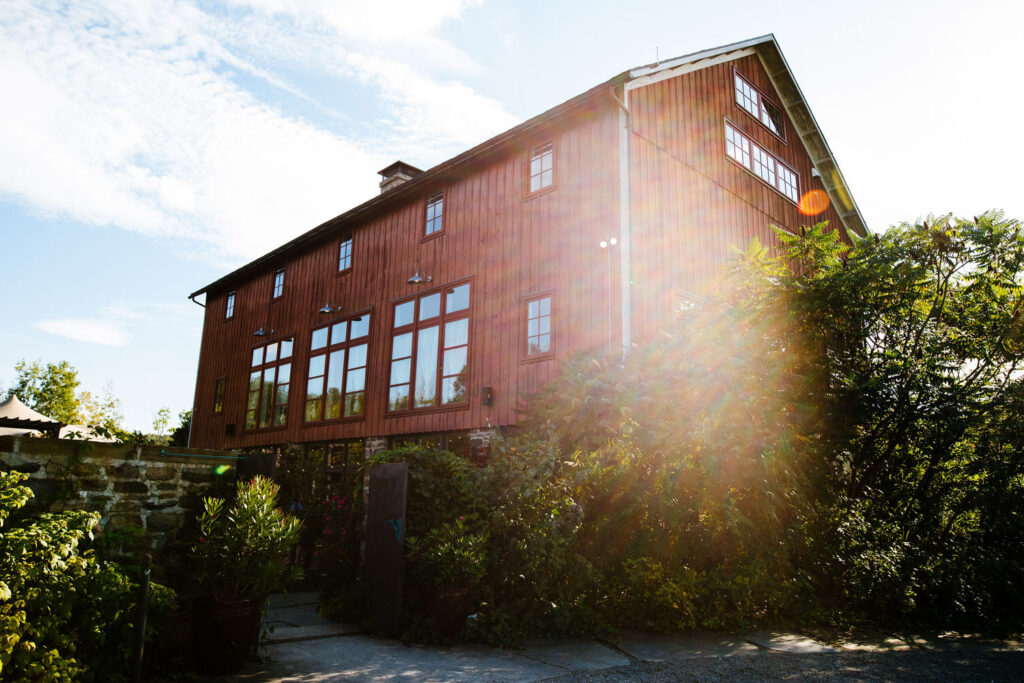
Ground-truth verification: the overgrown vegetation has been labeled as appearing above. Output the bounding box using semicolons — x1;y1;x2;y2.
0;471;177;681
360;211;1024;643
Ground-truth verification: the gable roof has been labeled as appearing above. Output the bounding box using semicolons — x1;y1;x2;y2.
191;35;866;299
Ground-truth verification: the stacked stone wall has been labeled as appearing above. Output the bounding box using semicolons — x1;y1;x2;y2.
0;435;239;584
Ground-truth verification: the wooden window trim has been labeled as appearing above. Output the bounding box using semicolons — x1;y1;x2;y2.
386;278;472;415
213;377;226;414
244;336;294;432
422;191;445;241
224;291;235;321
521;291;554;363
526;141;556;198
732;67;788;144
337;236;354;275
303;311;371;425
723;118;800;205
272;267;285;300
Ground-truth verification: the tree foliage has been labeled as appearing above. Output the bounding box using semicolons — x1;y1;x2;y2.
7;360;81;424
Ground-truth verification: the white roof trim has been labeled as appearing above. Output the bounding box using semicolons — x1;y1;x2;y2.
625;48;756;93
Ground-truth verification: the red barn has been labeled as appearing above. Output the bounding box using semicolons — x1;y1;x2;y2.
187;35;867;460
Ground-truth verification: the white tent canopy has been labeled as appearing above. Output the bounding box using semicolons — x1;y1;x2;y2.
0;395;115;441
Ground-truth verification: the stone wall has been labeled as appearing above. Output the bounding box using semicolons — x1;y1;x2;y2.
0;435;240;584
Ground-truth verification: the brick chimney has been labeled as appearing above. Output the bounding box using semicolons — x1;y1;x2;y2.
378;161;423;194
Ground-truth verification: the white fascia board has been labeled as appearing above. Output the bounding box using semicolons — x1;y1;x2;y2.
625;48;756;94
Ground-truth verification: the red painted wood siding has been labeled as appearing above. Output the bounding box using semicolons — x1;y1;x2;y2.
191;101;621;449
626;54;849;344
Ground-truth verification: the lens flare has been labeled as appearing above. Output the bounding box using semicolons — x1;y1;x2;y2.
798;189;830;216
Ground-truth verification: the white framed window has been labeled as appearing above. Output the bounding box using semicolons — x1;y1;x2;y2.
425;192;444;236
272;268;285;298
734;70;785;138
225;291;235;319
338;237;352;272
529;143;553;192
724;121;800;204
525;295;552;356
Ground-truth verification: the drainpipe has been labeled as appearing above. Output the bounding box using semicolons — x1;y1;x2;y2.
610;85;632;357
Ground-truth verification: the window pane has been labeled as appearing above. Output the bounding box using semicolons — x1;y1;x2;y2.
306;377;323;402
540;297;550;315
392;332;413;360
414;325;439;407
331;322;347;345
538;333;551;353
325;384;342;420
446;283;470;313
249;370;261;392
527;318;538;337
348;343;367;369
344;391;364;417
277;363;290;384
252;347;263;367
347;367;365;392
260;369;275;427
350;314;370;339
389;385;409;411
308;354;325;378
528;300;539;317
419;292;441;320
390;358;411;385
442;376;466;404
280;338;293;359
311;327;328;350
246;409;257;429
214;379;225;412
394;300;415;327
265;342;278;363
443;346;467;376
444;318;469;347
326;350;345;419
305;398;322;422
274;384;288;426
539;316;550;334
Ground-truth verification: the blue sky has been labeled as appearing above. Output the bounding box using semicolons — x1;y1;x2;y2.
1;0;1020;431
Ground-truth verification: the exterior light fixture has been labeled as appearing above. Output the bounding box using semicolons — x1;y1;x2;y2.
407;268;432;286
253;327;267;336
599;237;618;249
319;304;342;314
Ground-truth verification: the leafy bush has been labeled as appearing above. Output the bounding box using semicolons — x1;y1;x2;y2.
0;471;177;681
406;518;486;590
193;475;303;603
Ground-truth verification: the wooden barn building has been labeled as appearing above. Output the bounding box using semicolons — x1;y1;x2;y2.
187;35;867;462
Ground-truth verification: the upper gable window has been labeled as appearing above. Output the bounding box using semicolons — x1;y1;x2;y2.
225;291;235;319
529;143;553;192
724;121;799;203
273;268;285;298
425;192;444;236
338;236;353;272
734;71;784;139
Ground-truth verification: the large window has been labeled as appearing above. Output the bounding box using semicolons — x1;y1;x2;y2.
734;70;784;138
525;295;552;356
273;268;285;298
305;313;371;421
529;143;553;192
389;282;470;411
225;291;235;319
425;192;444;236
338;236;352;272
246;338;293;429
724;121;799;203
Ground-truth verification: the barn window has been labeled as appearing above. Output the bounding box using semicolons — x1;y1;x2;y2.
338;236;353;272
272;268;285;298
525;295;552;356
388;281;470;411
245;338;293;429
724;121;799;203
734;70;785;138
225;291;235;319
425;192;444;236
305;313;370;421
213;378;225;413
529;143;553;192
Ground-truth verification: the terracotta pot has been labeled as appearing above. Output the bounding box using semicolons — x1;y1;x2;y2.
423;587;474;637
191;598;262;675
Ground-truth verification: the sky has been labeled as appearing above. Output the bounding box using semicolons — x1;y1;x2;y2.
1;0;1020;431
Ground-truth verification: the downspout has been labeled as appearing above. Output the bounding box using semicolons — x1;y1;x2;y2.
610;85;632;357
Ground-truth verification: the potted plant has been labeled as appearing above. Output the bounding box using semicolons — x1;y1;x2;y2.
406;517;487;637
191;475;302;675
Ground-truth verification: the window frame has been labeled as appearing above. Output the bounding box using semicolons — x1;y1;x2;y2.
303;311;372;424
244;337;294;431
387;278;472;415
213;377;226;414
224;291;235;320
522;291;554;361
424;191;445;239
733;68;787;143
337;236;353;274
272;267;285;299
723;119;800;205
527;141;555;195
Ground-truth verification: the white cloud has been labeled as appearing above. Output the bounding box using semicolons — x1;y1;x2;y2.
35;318;132;347
0;0;517;263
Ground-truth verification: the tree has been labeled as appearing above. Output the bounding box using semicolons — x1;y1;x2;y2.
153;406;171;437
169;410;191;447
6;360;81;423
77;382;126;433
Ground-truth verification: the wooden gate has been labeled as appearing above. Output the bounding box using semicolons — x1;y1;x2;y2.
363;462;408;635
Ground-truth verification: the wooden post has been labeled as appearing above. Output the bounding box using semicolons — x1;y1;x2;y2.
363;463;408;635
